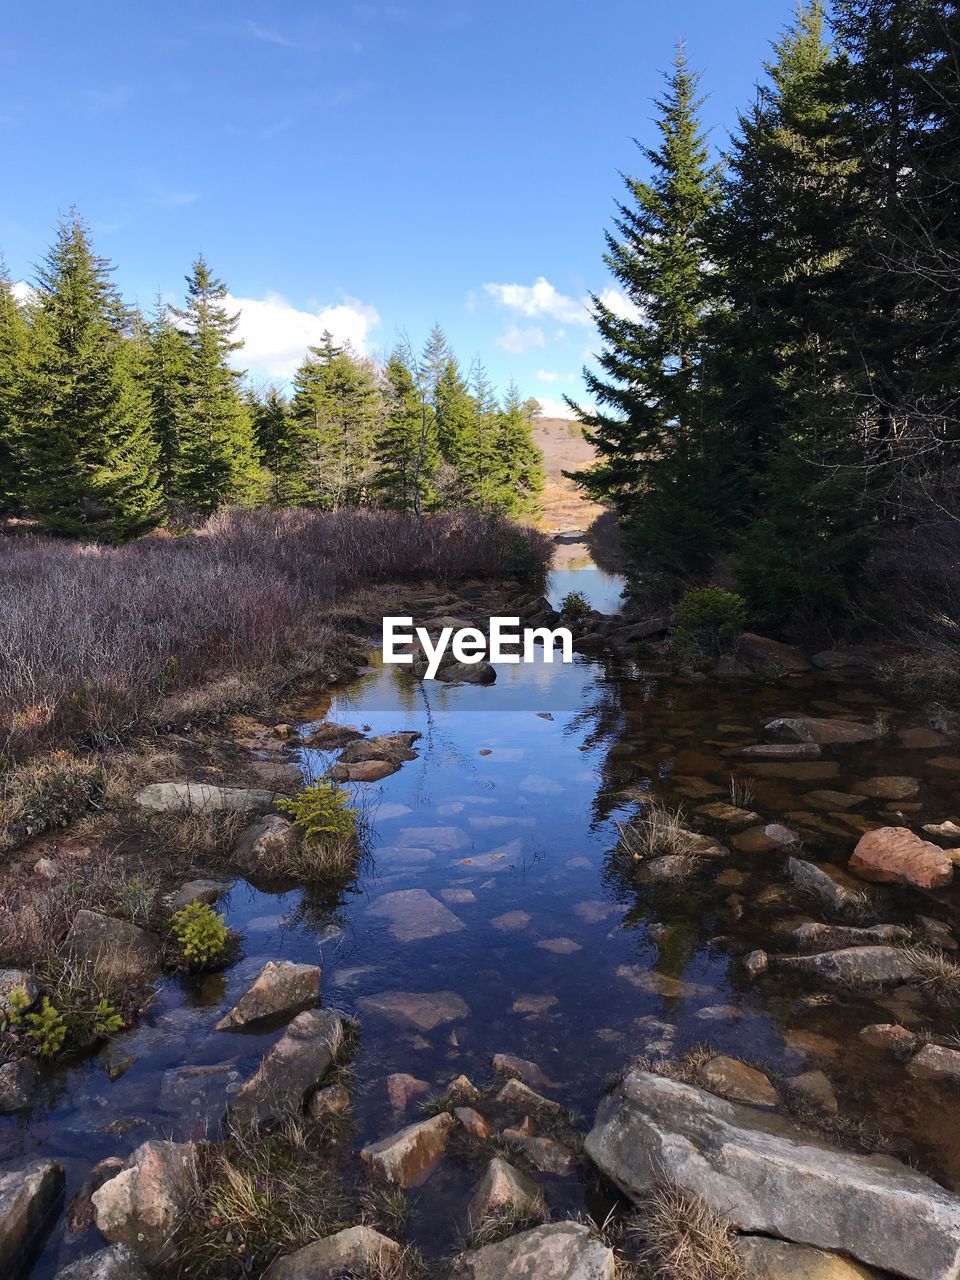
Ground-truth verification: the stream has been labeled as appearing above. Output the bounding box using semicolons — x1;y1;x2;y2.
5;560;960;1276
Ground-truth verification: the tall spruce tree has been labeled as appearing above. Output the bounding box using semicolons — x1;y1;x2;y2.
249;384;309;506
145;299;189;509
0;265;30;514
15;212;161;541
496;381;545;515
372;350;439;514
172;256;262;515
569;47;723;568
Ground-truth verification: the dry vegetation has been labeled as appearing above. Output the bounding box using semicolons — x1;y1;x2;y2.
616;799;702;862
627;1185;743;1280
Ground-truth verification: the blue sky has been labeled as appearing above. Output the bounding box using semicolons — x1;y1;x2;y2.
1;1;797;413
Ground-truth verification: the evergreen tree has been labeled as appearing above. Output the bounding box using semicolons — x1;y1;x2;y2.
249;384;308;506
454;361;502;511
434;353;475;469
0;266;30;514
290;332;382;509
172;255;262;515
372;350;439;514
569;47;723;568
496;381;545;515
145;299;189;508
15;212;161;541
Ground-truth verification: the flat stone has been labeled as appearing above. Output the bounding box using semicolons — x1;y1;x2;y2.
55;1244;151;1279
775;946;920;988
265;1226;401;1279
732;823;799;854
396;825;470;851
736;1236;879;1280
456;1106;493;1139
247;760;302;786
66;910;159;980
741;743;822;759
440;888;477;903
496;1077;565;1113
587;1071;960;1280
233;815;298;876
787;857;872;917
0;1059;39;1113
135;782;277;813
92;1141;196;1265
361;1112;455;1187
765;717;877;746
537;937;582;955
228;1009;344;1128
502;1130;574;1173
616;964;710;999
449;1074;482;1102
923;821;960;842
856;776;920;800
696;802;761;827
492;1053;558;1088
899;727;947;749
700;1055;779;1108
788;922;910;952
368;888;466;941
215;961;320;1031
386;1073;430;1111
512;994;559;1015
850;827;953;890
787;1070;839;1113
746;762;840;781
166;879;231;912
308;1084;352;1118
328;758;398;782
358;990;469;1032
637;854;701;883
492;910;531;931
467;1157;545;1231
806;790;867;812
157;1062;241;1124
0;1160;64;1278
452;1222;614;1280
929;756;960;772
906;1043;960;1083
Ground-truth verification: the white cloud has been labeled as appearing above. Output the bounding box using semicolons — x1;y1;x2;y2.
495;325;546;355
11;281;35;305
536;369;576;385
244;19;293;46
597;287;644;323
536;396;582;420
228;291;380;379
484;276;591;326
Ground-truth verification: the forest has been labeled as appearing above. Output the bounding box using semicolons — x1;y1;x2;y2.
571;0;960;647
0;230;544;542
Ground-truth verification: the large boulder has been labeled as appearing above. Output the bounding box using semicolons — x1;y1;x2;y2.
0;1160;64;1278
467;1157;546;1232
228;1009;344;1128
585;1071;960;1280
774;946;920;988
766;717;877;746
135;782;277;813
850;828;953;891
786;922;910;952
452;1222;615;1279
736;1236;879;1280
55;1245;150;1279
265;1226;401;1279
214;961;320;1031
361;1112;455;1187
787;857;873;918
232;815;299;876
0;1059;39;1113
0;969;40;1017
92;1140;197;1266
739;634;811;674
165;879;231;913
65;910;159;980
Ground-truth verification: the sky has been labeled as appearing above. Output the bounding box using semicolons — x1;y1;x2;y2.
1;1;798;416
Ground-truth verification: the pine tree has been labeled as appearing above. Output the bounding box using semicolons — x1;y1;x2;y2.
0;265;30;514
290;333;382;509
372;350;439;513
172;256;262;516
15;212;161;541
454;361;502;511
145;299;189;508
249;384;309;506
496;381;545;515
569;47;723;568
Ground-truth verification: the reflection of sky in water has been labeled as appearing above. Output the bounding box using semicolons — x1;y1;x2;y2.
547;565;626;615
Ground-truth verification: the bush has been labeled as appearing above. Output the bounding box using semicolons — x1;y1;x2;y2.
171;902;230;969
279;781;356;845
0;751;103;850
671;587;747;660
25;997;67;1058
559;590;592;620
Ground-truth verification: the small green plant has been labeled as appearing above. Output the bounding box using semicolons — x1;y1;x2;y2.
280;781;357;846
559;589;592;621
25;997;67;1058
92;998;124;1037
171;901;230;969
0;985;32;1032
671;587;747;660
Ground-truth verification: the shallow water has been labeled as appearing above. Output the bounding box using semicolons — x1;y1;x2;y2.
5;567;960;1275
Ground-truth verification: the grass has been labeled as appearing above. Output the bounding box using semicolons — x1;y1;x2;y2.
902;946;960;1005
616;799;702;862
628;1184;743;1280
465;1201;549;1250
727;774;757;809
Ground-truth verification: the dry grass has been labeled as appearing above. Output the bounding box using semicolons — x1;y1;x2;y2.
0;751;104;850
628;1185;743;1280
901;947;960;1005
465;1201;549;1250
616;800;702;862
728;774;757;809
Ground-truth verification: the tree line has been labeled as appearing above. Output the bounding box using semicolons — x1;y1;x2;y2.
572;0;960;631
0;218;543;542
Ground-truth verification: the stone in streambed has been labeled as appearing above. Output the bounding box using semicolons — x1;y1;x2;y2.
492;1053;559;1088
387;1073;430;1111
467;1157;545;1231
923;820;960;842
699;1055;779;1108
906;1043;960;1083
787;921;910;952
850;827;953;891
765;717;877;746
135;782;277;813
361;1112;455;1187
735;1236;879;1280
787;1070;839;1113
774;946;920;988
92;1141;196;1266
368;888;466;941
856;776;920;800
265;1226;401;1280
0;1059;39;1113
741;743;822;759
787;857;873;916
452;1222;615;1280
502;1130;575;1173
359;990;469;1031
0;1160;64;1278
227;1009;344;1127
55;1245;150;1279
66;910;159;980
732;823;799;854
214;961;320;1031
233;815;298;875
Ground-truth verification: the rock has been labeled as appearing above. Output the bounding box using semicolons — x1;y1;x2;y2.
492;1053;558;1088
449;1073;482;1102
859;1022;920;1054
906;1043;960;1083
741;743;822;759
850;828;953;891
496;1077;565;1113
308;1084;352;1118
34;857;57;879
766;717;877;746
537;937;582;955
65;910;159;979
775;946;920;988
55;1245;150;1279
586;1071;960;1280
0;969;39;1016
696;802;761;827
616;964;710;999
336;735;418;766
359;990;469;1031
328;759;399;782
746;761;840;781
900;727;948;748
453;1221;615;1280
435;660;497;684
492;910;532;930
232;815;299;875
361;1112;455;1187
265;1226;401;1279
135;782;277;813
165;879;230;912
368;889;466;941
502;1131;574;1173
788;1070;839;1113
744;949;768;978
386;1073;430;1111
228;1009;344;1127
739;634;811;673
512;993;559;1015
736;1236;878;1280
456;1106;492;1139
637;854;701;882
787;857;872;917
806;790;867;812
248;760;302;787
732;823;800;854
92;1140;196;1266
699;1055;779;1108
917;916;958;950
923;821;960;842
467;1157;545;1231
787;922;910;952
857;776;920;801
0;1160;64;1277
214;961;320;1031
0;1059;39;1113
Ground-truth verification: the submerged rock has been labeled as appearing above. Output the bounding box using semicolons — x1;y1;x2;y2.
586;1071;960;1280
906;1043;960;1083
467;1157;545;1231
361;1112;455;1187
502;1131;575;1173
227;1009;344;1128
386;1073;430;1111
787;857;873;917
453;1221;615;1280
787;1070;839;1113
856;776;920;801
766;717;877;746
787;921;910;952
850;827;953;891
775;946;920;988
92;1141;196;1266
741;743;822;759
496;1077;565;1113
358;990;469;1031
0;1059;39;1113
492;1053;558;1088
368;888;466;941
732;823;799;854
265;1226;401;1279
456;1106;492;1139
214;961;320;1031
699;1055;779;1108
55;1245;150;1279
165;879;231;912
0;1160;64;1278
